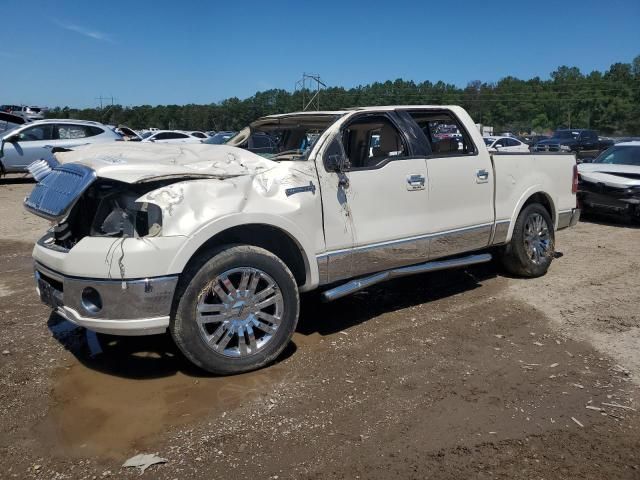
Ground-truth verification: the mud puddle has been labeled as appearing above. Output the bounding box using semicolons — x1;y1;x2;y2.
37;319;294;460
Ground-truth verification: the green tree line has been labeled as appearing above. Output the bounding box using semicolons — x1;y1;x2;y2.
48;56;640;135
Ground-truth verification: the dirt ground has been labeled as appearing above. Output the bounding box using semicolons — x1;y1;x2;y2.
1;176;639;479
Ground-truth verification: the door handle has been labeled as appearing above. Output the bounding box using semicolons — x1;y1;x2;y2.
476;169;490;183
407;174;425;191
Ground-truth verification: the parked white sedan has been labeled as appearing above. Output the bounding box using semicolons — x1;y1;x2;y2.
141;130;203;144
484;136;530;152
0;119;120;173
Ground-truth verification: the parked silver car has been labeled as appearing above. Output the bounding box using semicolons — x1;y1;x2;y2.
0;119;121;173
1;105;46;121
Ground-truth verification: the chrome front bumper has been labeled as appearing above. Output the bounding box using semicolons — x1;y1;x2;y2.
34;262;179;336
557;208;581;230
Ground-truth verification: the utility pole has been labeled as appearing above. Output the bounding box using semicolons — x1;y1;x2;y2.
95;95;116;110
295;73;326;111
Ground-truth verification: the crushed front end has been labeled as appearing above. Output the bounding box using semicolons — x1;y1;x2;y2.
25;161;184;335
578;177;640;222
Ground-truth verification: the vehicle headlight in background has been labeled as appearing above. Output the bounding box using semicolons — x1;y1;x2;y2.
560;145;572;152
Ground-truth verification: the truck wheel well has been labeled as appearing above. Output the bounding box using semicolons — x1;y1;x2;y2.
522;192;554;223
188;224;308;286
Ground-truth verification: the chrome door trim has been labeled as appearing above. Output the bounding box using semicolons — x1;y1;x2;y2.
429;223;492;259
317;233;431;284
317;222;496;285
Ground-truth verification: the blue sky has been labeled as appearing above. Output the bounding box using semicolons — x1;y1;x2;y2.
1;0;638;108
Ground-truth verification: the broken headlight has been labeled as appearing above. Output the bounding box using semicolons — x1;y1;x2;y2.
91;191;162;238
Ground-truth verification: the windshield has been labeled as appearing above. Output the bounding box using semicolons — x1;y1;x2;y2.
593;145;640;166
554;130;580;139
227;114;341;161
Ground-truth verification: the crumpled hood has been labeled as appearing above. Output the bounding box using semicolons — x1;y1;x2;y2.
54;142;276;183
578;162;640;188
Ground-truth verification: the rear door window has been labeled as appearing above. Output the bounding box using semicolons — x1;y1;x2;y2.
56;124;102;139
405;110;476;156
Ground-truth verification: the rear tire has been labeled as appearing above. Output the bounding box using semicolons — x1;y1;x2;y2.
171;245;299;375
500;203;555;278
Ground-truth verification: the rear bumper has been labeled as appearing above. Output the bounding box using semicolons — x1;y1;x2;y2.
557;208;581;230
34;261;178;336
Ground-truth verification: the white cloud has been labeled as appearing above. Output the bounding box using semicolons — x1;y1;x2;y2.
54;20;115;43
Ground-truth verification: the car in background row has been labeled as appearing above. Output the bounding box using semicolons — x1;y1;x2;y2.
483;136;530;152
533;129;613;160
113;125;142;141
1;105;47;121
613;137;640;144
519;134;550;147
0;119;120;173
185;131;209;139
203;131;237;145
578;142;640;223
141;130;203;144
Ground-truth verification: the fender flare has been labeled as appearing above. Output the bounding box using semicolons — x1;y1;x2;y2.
167;213;320;290
505;186;557;243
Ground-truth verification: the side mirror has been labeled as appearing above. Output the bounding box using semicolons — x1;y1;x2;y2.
4;134;19;143
325;153;347;173
494;144;502;150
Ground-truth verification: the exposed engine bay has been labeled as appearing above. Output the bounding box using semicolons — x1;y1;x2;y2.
51;179;168;250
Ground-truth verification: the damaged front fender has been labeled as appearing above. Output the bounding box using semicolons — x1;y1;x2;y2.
137;163;323;288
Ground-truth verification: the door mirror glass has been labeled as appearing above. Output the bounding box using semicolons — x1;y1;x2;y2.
4;134;19;143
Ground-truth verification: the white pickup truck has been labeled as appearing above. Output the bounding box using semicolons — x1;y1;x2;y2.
25;106;580;374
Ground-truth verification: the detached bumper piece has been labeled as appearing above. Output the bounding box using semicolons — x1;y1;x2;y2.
34;262;178;336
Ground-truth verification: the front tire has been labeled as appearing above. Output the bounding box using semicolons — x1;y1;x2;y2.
171;245;299;375
500;203;555;277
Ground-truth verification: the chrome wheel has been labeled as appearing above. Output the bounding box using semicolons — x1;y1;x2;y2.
523;213;551;264
196;267;284;358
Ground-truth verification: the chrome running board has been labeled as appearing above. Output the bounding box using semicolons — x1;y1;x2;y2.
321;253;492;302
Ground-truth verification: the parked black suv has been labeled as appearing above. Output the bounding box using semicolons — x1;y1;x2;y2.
533;129;613;160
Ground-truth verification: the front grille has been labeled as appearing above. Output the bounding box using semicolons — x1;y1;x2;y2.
24;164;96;221
534;144;560;152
